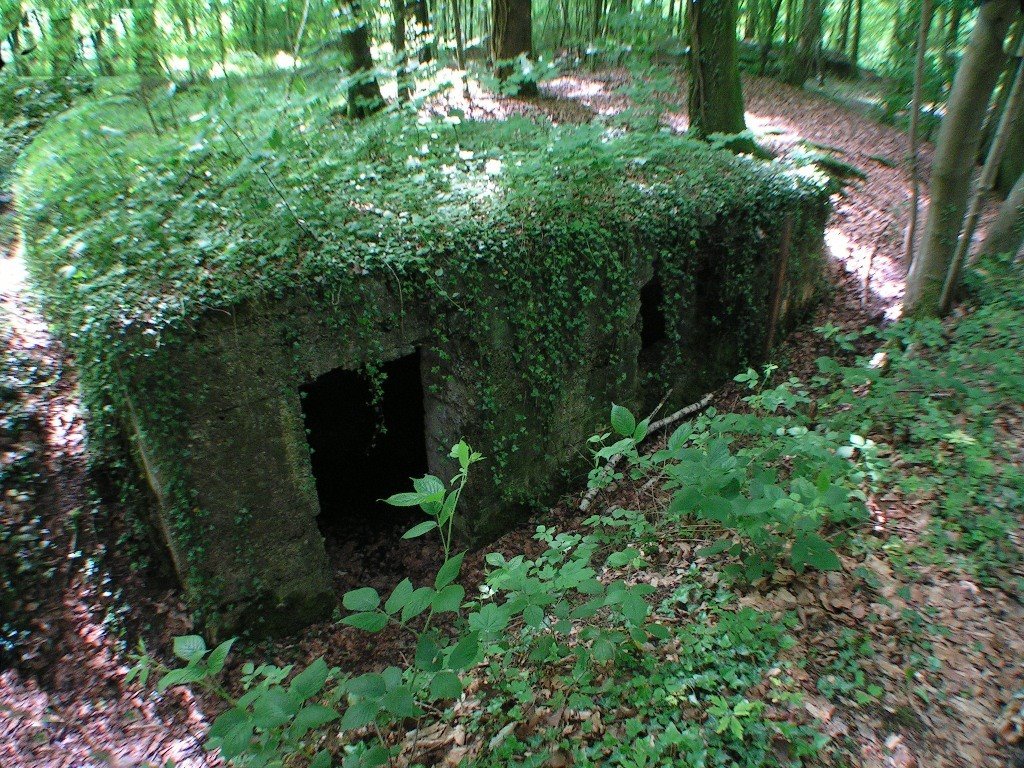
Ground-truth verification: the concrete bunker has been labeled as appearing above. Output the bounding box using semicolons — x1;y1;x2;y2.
20;116;835;636
300;351;430;540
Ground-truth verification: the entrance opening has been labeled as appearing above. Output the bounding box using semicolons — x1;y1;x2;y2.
300;351;429;541
640;272;668;351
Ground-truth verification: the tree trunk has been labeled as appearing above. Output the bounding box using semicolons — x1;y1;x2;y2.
132;0;162;84
978;21;1023;164
744;0;760;41
414;0;433;62
491;0;536;94
49;2;77;81
453;0;466;67
903;0;935;268
849;0;862;69
939;30;1024;311
904;0;1020;316
337;0;386;117
980;170;1024;258
394;0;411;100
782;0;822;88
759;0;784;75
837;0;852;54
687;0;752;149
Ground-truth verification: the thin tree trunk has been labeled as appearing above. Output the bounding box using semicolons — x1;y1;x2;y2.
903;0;935;268
939;32;1024;312
394;0;411;100
849;0;862;69
687;0;752;149
904;0;1019;315
980;169;1024;258
837;0;852;54
453;0;466;66
49;2;77;81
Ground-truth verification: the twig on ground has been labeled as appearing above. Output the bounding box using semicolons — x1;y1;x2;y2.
579;392;713;513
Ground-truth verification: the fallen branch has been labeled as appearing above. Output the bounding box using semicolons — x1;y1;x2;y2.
578;392;714;513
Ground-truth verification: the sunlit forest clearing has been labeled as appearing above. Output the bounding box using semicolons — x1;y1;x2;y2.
2;0;1024;766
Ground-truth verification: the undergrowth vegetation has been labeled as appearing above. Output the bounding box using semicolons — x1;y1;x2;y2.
132;253;1024;767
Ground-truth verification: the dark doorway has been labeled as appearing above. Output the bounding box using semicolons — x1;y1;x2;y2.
300;351;429;541
640;272;668;352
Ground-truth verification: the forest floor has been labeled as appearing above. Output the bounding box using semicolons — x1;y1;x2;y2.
1;68;1022;768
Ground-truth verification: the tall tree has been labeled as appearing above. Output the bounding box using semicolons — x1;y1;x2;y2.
904;0;1020;315
337;0;385;117
904;0;935;268
48;0;77;81
491;0;536;93
131;0;162;84
782;0;823;88
686;0;752;149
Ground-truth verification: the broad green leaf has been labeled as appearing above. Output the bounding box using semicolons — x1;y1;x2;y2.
290;658;330;700
381;686;422;718
252;688;300;730
347;673;386;698
402;520;438;539
292;703;340;737
400;587;436;623
468;603;509;634
206;638;235;675
157;666;207;692
221;721;254;759
343;587;381;612
429;670;463;700
385;579;414;615
434;552;466;590
172;635;207;662
791;532;841;572
310;750;331;768
610;403;636;438
447;632;480;670
340;698;379;731
432;584;465;613
384;492;426;507
523;604;544;628
342;612;388;632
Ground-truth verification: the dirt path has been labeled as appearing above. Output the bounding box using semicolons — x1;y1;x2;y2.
0;69;1017;768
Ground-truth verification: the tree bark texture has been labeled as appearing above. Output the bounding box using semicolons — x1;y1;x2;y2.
491;0;536;93
687;0;750;145
904;0;1020;315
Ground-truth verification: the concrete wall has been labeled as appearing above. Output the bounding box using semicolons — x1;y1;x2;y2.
122;192;829;637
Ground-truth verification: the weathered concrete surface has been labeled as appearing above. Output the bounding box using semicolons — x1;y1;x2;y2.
122;186;829;637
